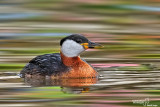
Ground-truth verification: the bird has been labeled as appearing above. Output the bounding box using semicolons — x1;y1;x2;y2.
20;34;102;79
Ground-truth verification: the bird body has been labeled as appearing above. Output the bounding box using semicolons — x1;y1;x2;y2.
20;34;102;79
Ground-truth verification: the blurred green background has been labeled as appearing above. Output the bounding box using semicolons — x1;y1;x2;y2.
1;0;160;72
0;1;160;107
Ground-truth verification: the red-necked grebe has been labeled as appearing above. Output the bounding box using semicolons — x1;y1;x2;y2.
20;34;102;79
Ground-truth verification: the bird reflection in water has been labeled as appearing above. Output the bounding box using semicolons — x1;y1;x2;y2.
24;74;97;94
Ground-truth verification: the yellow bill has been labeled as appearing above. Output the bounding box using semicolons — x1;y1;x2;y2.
81;42;103;49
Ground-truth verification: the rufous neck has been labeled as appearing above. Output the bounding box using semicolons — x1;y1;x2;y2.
60;51;81;66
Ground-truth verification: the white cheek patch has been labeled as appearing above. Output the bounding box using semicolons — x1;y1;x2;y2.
61;40;85;57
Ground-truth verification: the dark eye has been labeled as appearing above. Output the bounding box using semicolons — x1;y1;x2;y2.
76;39;82;43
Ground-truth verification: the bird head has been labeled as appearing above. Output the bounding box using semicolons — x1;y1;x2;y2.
60;34;103;57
